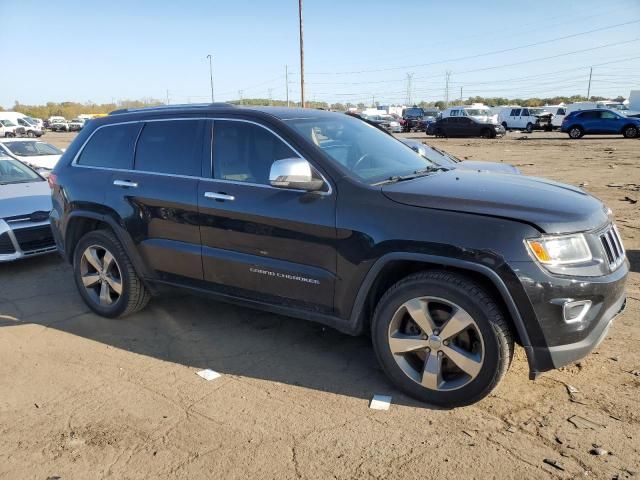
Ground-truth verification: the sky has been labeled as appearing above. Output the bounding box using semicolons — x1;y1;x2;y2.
2;0;640;108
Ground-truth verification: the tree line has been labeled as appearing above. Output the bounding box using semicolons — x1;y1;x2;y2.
1;93;626;118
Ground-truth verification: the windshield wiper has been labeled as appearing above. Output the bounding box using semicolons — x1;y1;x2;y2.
374;165;449;185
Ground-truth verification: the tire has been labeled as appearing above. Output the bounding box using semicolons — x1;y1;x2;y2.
73;229;150;318
371;271;514;407
501;122;508;130
568;126;583;139
525;123;533;133
622;125;638;138
481;128;493;139
27;130;35;138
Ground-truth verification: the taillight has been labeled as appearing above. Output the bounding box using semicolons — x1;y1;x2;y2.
47;173;58;189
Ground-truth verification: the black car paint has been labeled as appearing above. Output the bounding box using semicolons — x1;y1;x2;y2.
433;116;504;138
50;105;628;380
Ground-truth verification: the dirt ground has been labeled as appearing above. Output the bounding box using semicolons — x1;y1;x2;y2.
1;130;638;480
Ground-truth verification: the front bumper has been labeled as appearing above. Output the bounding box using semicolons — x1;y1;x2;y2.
0;219;57;262
511;257;628;376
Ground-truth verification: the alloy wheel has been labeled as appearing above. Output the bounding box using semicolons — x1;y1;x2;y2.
569;127;582;138
79;245;123;306
387;296;484;391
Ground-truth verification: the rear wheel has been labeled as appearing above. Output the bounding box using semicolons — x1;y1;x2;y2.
73;229;150;318
623;125;638;138
568;126;583;139
371;271;514;407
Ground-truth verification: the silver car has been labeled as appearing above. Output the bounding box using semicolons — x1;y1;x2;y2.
0;154;56;261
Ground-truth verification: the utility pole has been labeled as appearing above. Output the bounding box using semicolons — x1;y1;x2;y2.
372;95;375;107
285;65;290;107
238;90;244;105
587;66;593;100
206;54;215;102
166;89;170;105
460;86;463;104
298;0;305;108
405;73;413;105
268;88;273;106
445;71;451;107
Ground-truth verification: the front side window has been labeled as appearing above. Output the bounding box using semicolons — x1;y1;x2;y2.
521;109;530;116
558;108;566;115
78;123;140;169
285;114;436;184
213;121;297;184
599;111;619;120
510;109;521;116
134;120;203;176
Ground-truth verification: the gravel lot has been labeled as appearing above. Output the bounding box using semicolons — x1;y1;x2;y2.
1;130;638;480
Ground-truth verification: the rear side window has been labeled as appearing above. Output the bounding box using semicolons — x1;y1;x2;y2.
578;111;598;119
134;120;204;176
510;109;521;116
213;121;297;185
557;108;566;115
450;110;458;117
77;123;140;169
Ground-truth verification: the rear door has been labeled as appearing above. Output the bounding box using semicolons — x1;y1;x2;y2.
579;111;600;133
198;119;337;313
106;119;205;283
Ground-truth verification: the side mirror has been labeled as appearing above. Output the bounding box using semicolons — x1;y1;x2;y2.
269;157;325;191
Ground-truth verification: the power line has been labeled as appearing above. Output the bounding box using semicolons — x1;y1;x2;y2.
307;20;640;75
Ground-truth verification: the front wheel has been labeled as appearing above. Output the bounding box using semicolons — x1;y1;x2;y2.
623;125;638;138
73;229;150;318
371;271;514;407
481;128;494;139
525;123;533;133
27;130;36;138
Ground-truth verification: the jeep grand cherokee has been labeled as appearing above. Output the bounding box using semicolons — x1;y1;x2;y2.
49;104;628;407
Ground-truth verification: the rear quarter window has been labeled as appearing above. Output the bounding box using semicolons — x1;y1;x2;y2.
77;123;140;169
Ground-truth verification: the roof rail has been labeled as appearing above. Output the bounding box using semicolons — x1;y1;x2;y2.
109;102;236;115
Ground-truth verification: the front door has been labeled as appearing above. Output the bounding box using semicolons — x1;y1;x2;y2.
198;119;337;313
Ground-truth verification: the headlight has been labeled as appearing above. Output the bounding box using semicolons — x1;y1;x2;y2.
526;234;592;265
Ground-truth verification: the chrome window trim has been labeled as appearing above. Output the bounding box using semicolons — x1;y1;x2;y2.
71;117;333;196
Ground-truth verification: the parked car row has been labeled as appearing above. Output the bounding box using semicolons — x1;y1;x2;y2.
46;117;86;132
393;100;640;139
0;112;45;138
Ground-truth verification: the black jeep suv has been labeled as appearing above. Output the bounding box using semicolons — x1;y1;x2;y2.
49;104;628;407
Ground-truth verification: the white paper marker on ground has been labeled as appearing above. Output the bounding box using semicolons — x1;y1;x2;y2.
196;369;222;381
369;395;392;410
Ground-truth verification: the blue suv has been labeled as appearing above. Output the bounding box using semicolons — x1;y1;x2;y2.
561;108;640;139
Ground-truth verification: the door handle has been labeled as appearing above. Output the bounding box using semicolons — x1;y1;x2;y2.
204;192;235;201
113;179;138;188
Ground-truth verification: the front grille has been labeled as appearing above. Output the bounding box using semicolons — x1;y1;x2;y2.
600;224;625;269
13;225;55;252
0;232;15;254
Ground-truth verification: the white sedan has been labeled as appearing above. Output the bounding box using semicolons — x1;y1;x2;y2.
0;138;63;170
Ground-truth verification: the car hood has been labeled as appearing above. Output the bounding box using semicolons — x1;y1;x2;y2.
11;154;61;170
0;180;52;219
381;169;608;233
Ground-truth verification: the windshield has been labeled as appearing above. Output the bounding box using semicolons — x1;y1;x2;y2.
465;109;491;116
0;157;42;184
404;108;423;117
3;141;63;156
423;110;439;118
285;114;436;184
